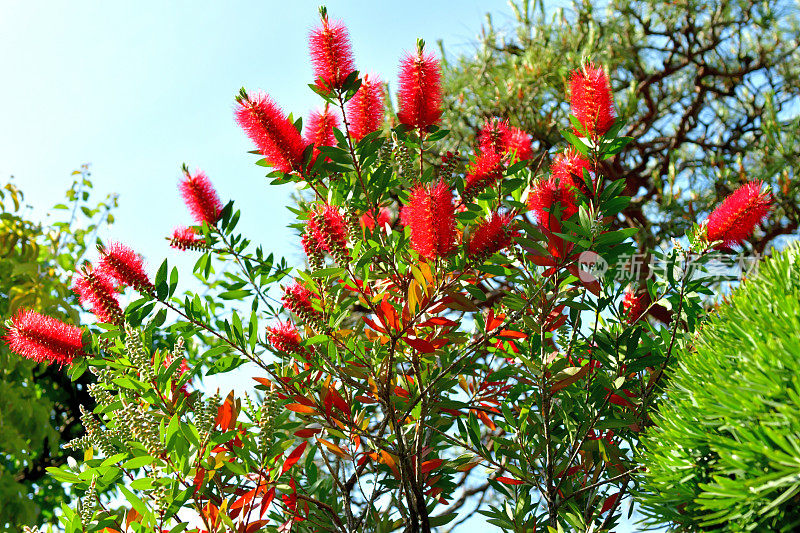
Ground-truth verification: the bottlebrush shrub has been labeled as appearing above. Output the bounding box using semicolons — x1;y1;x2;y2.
13;8;783;533
637;244;800;531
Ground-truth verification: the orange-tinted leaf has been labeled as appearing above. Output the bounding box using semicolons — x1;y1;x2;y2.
294;428;321;439
551;365;590;393
600;492;620;514
496;476;525;485
363;316;386;333
404;336;436;354
286;403;317;415
497;329;527;339
317;438;352;460
282;441;308;474
421;458;444;474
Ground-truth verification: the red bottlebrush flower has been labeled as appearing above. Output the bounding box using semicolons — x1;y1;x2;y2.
266;321;306;354
552;148;593;195
308;13;356;91
360;207;392;230
309;204;350;263
170;226;207;251
406;179;456;260
179;169;223;226
347;74;385;141
3;309;84;366
622;287;648;324
399;205;412;227
235;91;308;175
705;181;772;247
397;46;442;130
570;63;616;137
96;242;153;294
478;119;533;162
303;107;340;164
464;151;504;201
282;282;322;324
73;269;124;325
468;212;515;259
527;177;578;232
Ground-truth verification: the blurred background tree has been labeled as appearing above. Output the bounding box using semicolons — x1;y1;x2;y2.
440;0;800;256
0;167;117;530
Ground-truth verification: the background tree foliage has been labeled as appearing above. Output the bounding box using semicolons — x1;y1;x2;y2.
440;0;800;256
0;167;117;530
637;242;800;531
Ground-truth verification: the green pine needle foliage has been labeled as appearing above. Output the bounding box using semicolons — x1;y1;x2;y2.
637;243;800;531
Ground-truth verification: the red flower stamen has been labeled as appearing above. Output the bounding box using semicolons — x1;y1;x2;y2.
397;44;442;130
464;151;504;201
468;212;515;259
266;321;310;356
347;74;385;141
72;269;124;326
308;13;356;91
3;309;84;366
179;169;223;226
552;148;593;196
309;204;350;263
235;91;308;175
170;226;207;251
622;287;648;324
303;107;340;165
96;242;153;294
406;179;456;260
705;181;772;247
478;119;533;162
282;282;323;325
570;63;616;137
360;207;392;230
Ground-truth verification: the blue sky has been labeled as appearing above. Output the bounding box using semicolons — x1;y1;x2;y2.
0;1;519;267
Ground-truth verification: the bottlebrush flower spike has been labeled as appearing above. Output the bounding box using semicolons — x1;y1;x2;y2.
570;63;616;137
282;282;323;325
478;119;533;162
704;181;772;247
406;179;456;260
96;242;153;294
72;268;124;326
170;226;207;251
464;151;504;202
301;226;326;271
303;106;340;165
310;204;350;264
3;309;84;366
360;207;392;230
179;168;223;226
622;287;648;324
266;321;309;356
552;148;593;196
468;212;515;260
309;8;356;91
347;74;385;141
397;41;442;130
527;177;578;232
235;90;308;175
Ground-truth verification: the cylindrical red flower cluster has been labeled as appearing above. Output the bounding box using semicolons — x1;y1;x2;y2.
304;107;340;165
552;148;593;196
464;151;504;201
266;321;308;355
3;309;84;366
347;74;385;141
478;119;533;162
72;269;124;326
406;179;456;260
235;91;308;175
360;207;392;230
308;13;356;91
467;212;514;260
179;169;223;227
306;204;350;264
622;287;648;324
170;226;207;251
570;63;616;137
704;181;772;248
96;242;153;294
527;177;578;232
282;282;323;325
397;46;442;130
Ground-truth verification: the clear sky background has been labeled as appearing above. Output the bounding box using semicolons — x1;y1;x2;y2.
0;1;647;531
